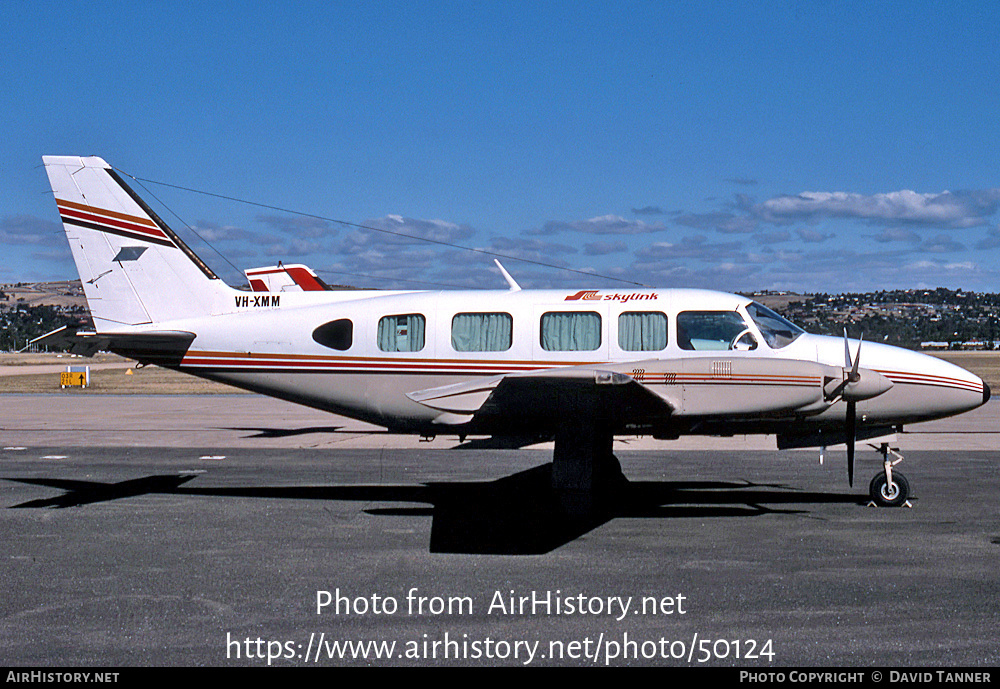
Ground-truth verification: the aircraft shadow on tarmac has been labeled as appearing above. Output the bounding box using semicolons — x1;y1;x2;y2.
5;465;863;555
225;426;546;447
225;425;350;438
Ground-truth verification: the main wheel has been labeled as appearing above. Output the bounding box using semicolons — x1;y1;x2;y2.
869;471;910;507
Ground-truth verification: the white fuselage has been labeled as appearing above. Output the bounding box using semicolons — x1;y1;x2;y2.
140;286;987;435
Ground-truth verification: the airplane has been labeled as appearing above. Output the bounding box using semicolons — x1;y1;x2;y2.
35;155;991;513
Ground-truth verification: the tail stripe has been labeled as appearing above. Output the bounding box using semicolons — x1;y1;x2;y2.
57;198;159;228
56;199;177;248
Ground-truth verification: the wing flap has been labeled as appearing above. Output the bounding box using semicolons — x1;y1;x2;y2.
407;375;506;414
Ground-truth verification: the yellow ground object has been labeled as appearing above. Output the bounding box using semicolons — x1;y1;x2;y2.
60;367;89;388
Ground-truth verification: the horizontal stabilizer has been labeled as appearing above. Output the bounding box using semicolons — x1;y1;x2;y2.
28;326;195;364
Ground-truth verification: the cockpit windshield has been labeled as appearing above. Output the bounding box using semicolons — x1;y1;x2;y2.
745;302;805;349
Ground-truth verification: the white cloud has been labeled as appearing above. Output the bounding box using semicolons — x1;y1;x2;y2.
976;227;1000;250
191;220;255;242
757;189;1000;228
530;215;667;236
635;235;742;260
920;234;966;253
674;211;757;234
870;227;922;243
796;228;835;243
583;240;627;255
256;214;338;238
0;215;62;246
357;215;476;245
489;236;578;262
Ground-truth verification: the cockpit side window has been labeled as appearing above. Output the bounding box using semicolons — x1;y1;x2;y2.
676;311;752;351
745;302;804;349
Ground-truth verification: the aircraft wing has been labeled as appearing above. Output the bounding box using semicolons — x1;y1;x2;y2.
406;356;840;429
408;363;673;428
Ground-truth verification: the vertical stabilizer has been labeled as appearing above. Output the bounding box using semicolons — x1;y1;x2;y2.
42;156;233;330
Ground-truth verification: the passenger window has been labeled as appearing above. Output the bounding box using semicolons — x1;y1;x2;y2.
676;311;752;351
377;314;425;352
312;318;353;351
618;311;667;351
540;311;601;351
452;312;513;352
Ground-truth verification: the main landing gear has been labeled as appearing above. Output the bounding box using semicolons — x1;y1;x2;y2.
551;423;626;516
867;442;911;508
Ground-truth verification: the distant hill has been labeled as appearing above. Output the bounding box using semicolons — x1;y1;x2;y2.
0;280;87;310
1;280;90;351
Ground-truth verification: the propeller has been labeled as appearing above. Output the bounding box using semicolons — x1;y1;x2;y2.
843;329;862;487
846;400;856;487
820;330;893;488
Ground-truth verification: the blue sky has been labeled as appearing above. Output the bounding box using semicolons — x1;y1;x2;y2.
4;1;1000;293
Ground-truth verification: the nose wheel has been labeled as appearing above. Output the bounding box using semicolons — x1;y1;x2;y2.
867;443;911;507
869;471;910;507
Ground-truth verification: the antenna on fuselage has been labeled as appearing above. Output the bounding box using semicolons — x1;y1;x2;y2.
494;259;522;292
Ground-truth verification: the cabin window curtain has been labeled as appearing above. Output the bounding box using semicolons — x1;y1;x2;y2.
451;312;513;352
540;311;602;351
618;311;668;351
377;314;426;352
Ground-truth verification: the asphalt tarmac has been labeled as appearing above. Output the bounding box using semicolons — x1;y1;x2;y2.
1;395;998;667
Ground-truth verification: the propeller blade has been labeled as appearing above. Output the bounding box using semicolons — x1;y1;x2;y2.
850;333;864;382
842;330;861;486
844;328;863;383
846;400;856;487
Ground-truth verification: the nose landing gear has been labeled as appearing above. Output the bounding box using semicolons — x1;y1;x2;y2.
867;443;911;507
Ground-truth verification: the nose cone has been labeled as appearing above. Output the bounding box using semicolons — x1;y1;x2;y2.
804;334;990;422
892;351;990;419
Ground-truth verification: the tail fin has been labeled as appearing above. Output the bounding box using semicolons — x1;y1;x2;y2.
42;156;233;330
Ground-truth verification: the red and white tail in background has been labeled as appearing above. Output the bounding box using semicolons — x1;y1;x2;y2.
245;263;328;292
42;156;234;330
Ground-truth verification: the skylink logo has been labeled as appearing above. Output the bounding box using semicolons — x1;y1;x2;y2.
235;295;281;308
565;290;657;303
